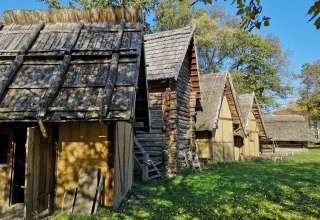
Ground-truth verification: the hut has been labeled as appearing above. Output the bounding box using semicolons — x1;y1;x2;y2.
195;72;246;165
262;115;315;151
0;7;149;218
238;93;267;158
136;26;201;176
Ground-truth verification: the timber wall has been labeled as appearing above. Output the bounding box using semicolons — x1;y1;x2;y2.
113;121;133;209
0;168;6;210
196;95;235;163
243;111;260;158
137;53;194;176
56;122;114;207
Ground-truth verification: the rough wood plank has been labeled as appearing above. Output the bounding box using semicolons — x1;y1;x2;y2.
19;23;44;54
65;22;84;53
37;55;72;117
73;167;100;215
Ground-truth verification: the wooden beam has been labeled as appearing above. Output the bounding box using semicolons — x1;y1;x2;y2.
37;117;47;138
0;24;45;100
0;55;24;100
99;21;125;117
18;23;44;54
37;55;71;117
65;21;84;54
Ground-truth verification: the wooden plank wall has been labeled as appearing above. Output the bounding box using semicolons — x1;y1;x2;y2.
113;122;133;209
56;122;114;207
243;111;260;158
196;95;236;164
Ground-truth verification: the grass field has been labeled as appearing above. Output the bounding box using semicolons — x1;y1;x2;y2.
52;149;320;220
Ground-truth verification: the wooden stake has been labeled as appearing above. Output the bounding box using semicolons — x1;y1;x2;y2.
37;117;47;138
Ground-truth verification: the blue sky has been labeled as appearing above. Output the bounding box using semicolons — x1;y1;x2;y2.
1;0;319;107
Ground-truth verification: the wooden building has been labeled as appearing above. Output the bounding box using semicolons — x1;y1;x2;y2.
137;26;201;176
0;7;149;218
238;93;267;158
195;72;246;164
262;115;315;151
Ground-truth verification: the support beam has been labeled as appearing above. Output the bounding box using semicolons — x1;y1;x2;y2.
99;21;125;117
65;21;84;54
18;23;44;54
37;55;72;117
0;23;44;100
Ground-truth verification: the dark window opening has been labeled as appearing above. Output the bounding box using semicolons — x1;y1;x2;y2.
0;134;9;164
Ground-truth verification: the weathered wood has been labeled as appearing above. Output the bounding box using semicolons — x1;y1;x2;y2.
37;55;72;117
99;22;125;117
73;167;100;214
0;55;24;100
65;22;84;53
19;23;44;54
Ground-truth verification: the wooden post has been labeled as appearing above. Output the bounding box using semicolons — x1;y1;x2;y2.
142;153;149;181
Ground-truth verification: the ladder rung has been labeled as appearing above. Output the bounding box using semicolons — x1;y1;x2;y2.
148;174;161;180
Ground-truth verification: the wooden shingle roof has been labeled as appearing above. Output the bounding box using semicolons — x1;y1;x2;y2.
195;72;246;136
0;8;145;122
238;93;267;138
263;115;316;142
144;26;196;81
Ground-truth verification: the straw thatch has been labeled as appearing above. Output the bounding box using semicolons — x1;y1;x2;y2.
0;8;145;122
238;93;267;138
263;115;315;142
195;72;246;134
3;7;142;23
144;26;196;81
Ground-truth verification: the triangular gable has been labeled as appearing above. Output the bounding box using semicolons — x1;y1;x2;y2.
238;93;267;138
196;71;246;136
0;8;146;123
144;26;201;98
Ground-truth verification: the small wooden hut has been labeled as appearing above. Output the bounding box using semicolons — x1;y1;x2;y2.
0;7;149;218
262;115;315;151
195;72;246;165
137;26;201;176
238;93;267;158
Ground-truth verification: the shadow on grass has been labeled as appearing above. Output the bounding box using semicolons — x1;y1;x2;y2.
52;149;320;219
113;150;320;219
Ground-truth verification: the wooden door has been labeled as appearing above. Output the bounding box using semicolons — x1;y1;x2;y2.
25;126;55;219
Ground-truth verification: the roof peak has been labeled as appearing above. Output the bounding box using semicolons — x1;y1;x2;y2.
3;7;142;24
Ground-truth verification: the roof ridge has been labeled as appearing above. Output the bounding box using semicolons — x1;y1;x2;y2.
3;7;142;24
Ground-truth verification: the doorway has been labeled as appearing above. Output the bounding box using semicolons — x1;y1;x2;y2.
11;128;27;205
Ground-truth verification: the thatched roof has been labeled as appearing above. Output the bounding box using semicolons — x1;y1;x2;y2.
263;115;315;142
144;26;197;81
0;8;146;122
238;93;267;138
195;72;246;136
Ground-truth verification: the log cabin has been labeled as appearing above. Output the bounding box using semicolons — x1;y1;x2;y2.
137;26;201;176
195;72;246;165
261;115;315;151
238;93;267;158
0;7;149;219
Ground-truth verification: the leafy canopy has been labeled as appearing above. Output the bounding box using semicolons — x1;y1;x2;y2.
297;60;320;118
185;0;320;30
156;0;292;110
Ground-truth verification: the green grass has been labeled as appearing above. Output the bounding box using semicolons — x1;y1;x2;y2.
52;149;320;220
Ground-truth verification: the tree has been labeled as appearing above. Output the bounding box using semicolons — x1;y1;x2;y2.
156;0;292;110
186;0;320;30
297;60;320;118
37;0;158;13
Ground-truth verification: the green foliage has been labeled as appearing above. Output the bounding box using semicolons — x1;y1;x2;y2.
37;0;158;13
297;60;320;117
187;0;320;30
156;1;292;110
52;149;320;219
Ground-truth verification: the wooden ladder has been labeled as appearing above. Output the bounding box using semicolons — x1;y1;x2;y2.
134;136;162;181
188;150;202;172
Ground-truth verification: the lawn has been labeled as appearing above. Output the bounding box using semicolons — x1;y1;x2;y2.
52;149;320;220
